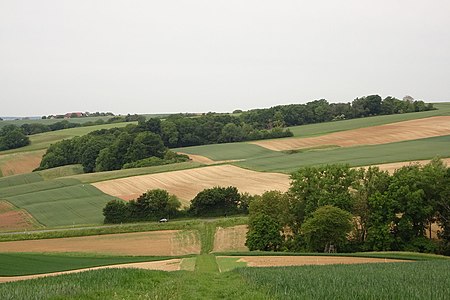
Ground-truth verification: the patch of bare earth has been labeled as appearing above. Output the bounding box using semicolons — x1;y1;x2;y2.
213;225;249;252
93;165;290;203
229;256;408;267
362;158;450;174
252;116;450;151
0;230;200;256
178;153;242;165
0;150;45;176
0;259;182;283
0;201;39;232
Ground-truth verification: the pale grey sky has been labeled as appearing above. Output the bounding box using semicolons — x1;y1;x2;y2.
1;0;449;116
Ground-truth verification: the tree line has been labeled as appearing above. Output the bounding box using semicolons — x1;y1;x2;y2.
240;95;433;129
103;186;250;223
37;113;292;172
246;159;450;255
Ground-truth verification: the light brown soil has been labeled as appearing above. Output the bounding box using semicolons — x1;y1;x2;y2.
230;256;408;267
0;201;39;232
0;230;200;256
93;165;290;204
252;116;450;151
213;225;249;252
0;150;45;176
363;158;450;174
0;259;182;283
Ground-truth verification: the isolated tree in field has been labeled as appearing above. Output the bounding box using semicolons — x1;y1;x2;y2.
301;205;353;252
246;213;283;251
103;200;128;223
189;186;241;217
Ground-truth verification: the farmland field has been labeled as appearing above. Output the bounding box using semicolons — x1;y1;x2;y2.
0;253;176;276
252;116;450;151
0;177;120;227
0;150;45;177
0;230;200;256
93;165;290;204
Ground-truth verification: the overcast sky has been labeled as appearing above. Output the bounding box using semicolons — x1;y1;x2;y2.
1;0;449;116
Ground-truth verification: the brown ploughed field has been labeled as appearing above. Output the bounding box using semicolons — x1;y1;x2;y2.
252;116;450;151
93;165;290;204
0;230;200;256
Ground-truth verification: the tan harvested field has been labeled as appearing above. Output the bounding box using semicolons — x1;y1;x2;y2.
226;256;408;267
365;158;450;174
0;230;200;256
93;165;290;204
213;225;249;252
252;116;450;151
0;201;39;232
0;150;45;177
0;259;183;283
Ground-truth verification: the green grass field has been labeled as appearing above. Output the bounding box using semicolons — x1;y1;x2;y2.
0;177;119;227
176;135;450;173
0;258;448;299
0;172;43;189
236;260;450;299
235;135;450;173
38;164;84;180
0;253;173;276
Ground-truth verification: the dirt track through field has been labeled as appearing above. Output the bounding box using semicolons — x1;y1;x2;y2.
252;116;450;151
0;259;182;283
228;256;408;267
213;225;248;252
0;150;45;177
0;230;200;256
93;165;290;203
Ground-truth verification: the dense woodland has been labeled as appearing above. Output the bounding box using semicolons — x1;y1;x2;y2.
0;125;30;151
35;95;434;172
246;159;450;255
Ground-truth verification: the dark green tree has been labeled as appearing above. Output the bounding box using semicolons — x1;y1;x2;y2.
301;205;353;252
246;213;283;251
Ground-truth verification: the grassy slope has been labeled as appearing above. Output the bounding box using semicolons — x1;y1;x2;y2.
236;261;450;299
0;172;43;189
235;135;450;173
0;259;448;299
0;253;173;276
38;164;84;180
0;176;119;227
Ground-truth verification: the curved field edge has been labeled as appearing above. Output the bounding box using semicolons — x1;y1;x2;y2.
0;253;181;276
287;102;450;137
